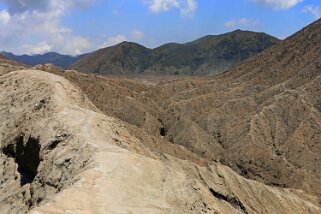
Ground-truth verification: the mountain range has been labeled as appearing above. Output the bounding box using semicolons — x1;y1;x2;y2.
71;29;280;75
1;52;87;68
2;29;280;75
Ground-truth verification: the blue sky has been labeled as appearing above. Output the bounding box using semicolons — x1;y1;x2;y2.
0;0;320;55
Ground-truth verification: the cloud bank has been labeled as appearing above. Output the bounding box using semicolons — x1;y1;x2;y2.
252;0;303;10
142;0;197;17
225;18;261;29
0;0;94;55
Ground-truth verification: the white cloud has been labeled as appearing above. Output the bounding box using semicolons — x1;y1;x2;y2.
100;34;127;48
0;10;10;24
131;30;144;40
180;0;197;17
225;18;261;29
143;0;197;17
251;0;303;10
303;5;321;19
18;41;53;55
53;36;93;55
0;0;95;14
0;0;95;55
148;0;179;12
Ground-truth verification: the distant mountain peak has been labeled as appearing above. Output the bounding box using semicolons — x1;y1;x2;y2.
2;51;88;68
71;30;280;75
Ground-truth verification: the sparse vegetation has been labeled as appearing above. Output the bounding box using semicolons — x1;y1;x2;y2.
71;30;279;76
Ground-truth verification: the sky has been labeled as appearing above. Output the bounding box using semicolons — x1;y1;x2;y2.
0;0;320;55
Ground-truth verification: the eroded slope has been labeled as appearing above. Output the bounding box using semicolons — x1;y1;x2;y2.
0;70;320;214
56;18;321;199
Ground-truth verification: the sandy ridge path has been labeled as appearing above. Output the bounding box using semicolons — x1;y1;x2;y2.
0;70;319;214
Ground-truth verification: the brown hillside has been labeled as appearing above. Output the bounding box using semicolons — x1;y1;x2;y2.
0;53;26;66
0;69;319;213
59;18;321;198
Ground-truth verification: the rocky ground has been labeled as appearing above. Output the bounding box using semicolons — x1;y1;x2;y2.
58;19;321;199
0;68;320;214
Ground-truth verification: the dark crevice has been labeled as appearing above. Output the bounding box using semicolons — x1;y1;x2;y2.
209;188;248;214
46;133;68;150
3;144;15;158
46;139;62;150
158;118;168;137
236;163;249;177
2;136;41;186
160;127;167;136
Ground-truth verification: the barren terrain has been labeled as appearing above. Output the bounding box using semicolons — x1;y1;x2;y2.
0;69;320;214
61;19;321;198
0;18;321;214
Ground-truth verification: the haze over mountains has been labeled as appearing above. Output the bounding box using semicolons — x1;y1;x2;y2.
71;30;279;75
1;52;87;68
2;30;279;75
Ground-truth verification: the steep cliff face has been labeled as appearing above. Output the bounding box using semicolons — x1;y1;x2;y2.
0;69;320;214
